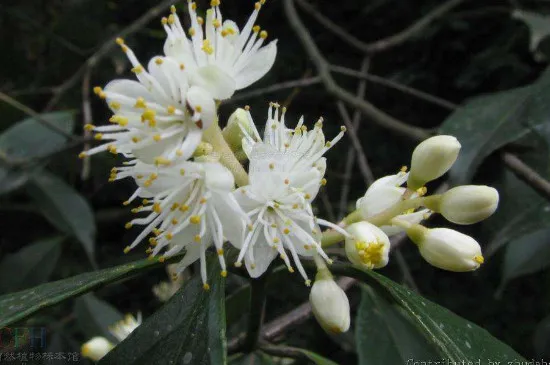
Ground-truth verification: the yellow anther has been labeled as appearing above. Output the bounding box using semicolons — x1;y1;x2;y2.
179;205;189;212
180;168;186;175
252;25;260;33
84;124;95;131
195;105;202;112
153;203;162;213
145;248;153;254
355;240;385;268
170;5;176;13
221;270;228;278
149;237;158;246
155;58;164;66
304;193;311;199
123;246;131;254
170;203;180;211
244;105;250;111
180;63;185;70
305;279;312;287
120;45;128;53
200;197;207;204
166;233;174;240
132;136;141;143
176;150;183;157
122;200;130;206
213;19;221;28
474;255;485;264
400;165;408;173
191;2;197;10
150;173;158;180
108;145;117;154
255;2;261;10
292;203;299;209
260;30;268;39
321;178;327;186
167;105;176;114
325;142;332;148
203;283;210;291
194;235;201;242
271;223;277;228
153;134;162;142
304;244;311;250
171;219;179;225
283;228;290;235
117;117;129;126
269;163;274;170
234;262;243;268
158;256;166;263
116;37;124;45
154;156;171;166
340;126;347;132
94;133;103;140
161;17;168;25
288;267;295;273
131;65;144;74
284;179;289;185
416;186;428;196
189;27;196;36
93;86;102;95
110;101;121;110
168;14;175;25
210;0;220;6
217;248;224;255
152;227;161;235
273;237;280;243
197;16;204;25
251;263;256;269
131;207;140;214
125;222;133;229
190;215;201;224
134;97;146;108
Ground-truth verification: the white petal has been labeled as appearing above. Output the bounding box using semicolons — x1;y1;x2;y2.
190;65;236;100
187;86;217;129
234;40;277;89
245;238;277;278
131;133;183;164
203;162;235;192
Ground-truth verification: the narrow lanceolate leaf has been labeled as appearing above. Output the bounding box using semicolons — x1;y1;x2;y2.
0;256;173;327
0;111;75;195
75;294;124;342
440;67;550;184
501;228;550;284
356;285;439;364
331;264;526;364
99;257;226;365
0;237;63;294
27;171;96;265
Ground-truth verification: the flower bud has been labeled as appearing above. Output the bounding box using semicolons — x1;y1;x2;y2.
356;173;407;219
439;185;499;225
222;108;252;151
345;222;391;269
81;337;114;361
407;135;461;190
406;225;484;272
310;271;351;334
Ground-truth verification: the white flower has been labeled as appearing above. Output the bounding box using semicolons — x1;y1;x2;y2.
356;170;431;236
114;160;248;288
310;272;350;334
109;313;142;342
230;143;348;285
407;135;461;190
81;47;216;165
345;222;390;269
439;185;499;225
407;226;484;272
81;313;141;361
81;337;114;362
162;1;277;100
240;103;345;195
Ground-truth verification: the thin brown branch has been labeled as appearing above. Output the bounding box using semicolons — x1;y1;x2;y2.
283;0;430;141
44;0;175;111
296;0;466;54
227;77;321;104
330;65;459;111
501;152;550;201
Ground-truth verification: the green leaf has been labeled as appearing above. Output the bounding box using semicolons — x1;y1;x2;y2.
0;255;172;327
534;315;550;359
440;67;550;184
356;285;439;364
296;349;339;365
0;111;75;195
99;257;226;365
75;293;124;342
501;228;550;283
331;264;526;363
26;171;96;266
0;237;62;294
512;10;550;60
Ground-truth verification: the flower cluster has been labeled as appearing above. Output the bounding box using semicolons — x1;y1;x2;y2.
83;0;500;336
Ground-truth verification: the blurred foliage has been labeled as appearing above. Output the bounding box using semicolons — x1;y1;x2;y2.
1;0;550;364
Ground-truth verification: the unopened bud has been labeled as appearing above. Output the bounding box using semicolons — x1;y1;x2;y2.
345;222;390;269
81;337;114;361
193;141;214;157
222;108;252;151
406;225;484;272
407;135;461;190
439;185;499;224
310;271;351;334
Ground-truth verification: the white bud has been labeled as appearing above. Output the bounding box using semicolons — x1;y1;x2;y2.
81;337;114;361
345;222;391;269
407;135;461;190
407;226;484;272
222;108;252;151
439;185;499;225
356;173;407;219
310;272;351;334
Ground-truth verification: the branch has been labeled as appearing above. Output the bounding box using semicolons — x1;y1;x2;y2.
296;0;466;54
501;152;550;201
227;77;321;104
44;0;175;111
283;0;430;141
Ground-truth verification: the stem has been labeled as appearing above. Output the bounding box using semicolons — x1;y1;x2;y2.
202;121;249;187
243;275;268;353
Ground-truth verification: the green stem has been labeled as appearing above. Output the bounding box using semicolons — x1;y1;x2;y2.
202;121;249;187
243;275;268;353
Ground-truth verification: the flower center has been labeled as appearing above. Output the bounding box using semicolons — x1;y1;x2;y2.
355;240;384;268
